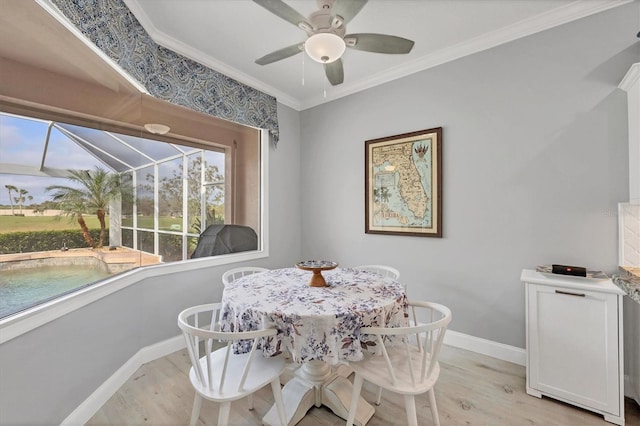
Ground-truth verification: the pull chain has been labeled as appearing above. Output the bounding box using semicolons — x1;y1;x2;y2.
301;53;305;86
323;69;327;98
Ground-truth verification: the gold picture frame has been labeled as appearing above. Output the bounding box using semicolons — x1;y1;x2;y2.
365;127;442;237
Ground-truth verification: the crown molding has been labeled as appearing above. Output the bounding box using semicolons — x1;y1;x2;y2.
619;63;640;92
125;0;634;111
299;0;634;110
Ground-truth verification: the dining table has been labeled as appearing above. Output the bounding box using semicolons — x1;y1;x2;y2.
220;265;408;426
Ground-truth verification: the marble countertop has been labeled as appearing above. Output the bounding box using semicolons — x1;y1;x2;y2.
612;271;640;304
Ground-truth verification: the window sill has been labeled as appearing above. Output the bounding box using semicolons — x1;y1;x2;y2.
0;249;267;344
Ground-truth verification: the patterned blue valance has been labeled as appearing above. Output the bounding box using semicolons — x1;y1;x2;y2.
51;0;279;143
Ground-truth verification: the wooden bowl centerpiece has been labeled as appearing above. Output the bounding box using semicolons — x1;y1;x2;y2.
295;260;338;287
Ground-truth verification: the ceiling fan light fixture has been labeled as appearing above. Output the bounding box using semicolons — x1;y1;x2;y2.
304;33;345;63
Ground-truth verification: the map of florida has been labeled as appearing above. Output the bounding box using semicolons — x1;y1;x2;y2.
372;141;429;223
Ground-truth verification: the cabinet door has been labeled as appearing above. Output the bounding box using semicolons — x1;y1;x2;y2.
528;284;620;415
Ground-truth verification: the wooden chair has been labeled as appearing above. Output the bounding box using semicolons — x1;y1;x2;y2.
221;266;269;287
354;264;401;281
346;301;452;426
178;303;287;426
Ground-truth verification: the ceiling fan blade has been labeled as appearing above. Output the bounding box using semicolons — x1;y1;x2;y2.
253;0;310;28
324;59;344;86
332;0;368;25
345;33;415;54
255;43;303;65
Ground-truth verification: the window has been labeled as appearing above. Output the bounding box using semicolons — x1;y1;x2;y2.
121;147;227;261
0;110;264;318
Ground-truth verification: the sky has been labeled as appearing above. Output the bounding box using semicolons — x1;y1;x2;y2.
0;114;104;205
0;112;226;206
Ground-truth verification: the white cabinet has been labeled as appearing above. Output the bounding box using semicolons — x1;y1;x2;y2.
522;269;625;425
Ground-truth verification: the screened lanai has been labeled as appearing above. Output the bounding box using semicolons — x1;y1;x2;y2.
0;111;229;262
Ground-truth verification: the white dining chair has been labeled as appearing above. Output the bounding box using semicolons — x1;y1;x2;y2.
345;265;404;383
346;300;452;426
178;303;287;426
221;266;269;287
354;264;401;281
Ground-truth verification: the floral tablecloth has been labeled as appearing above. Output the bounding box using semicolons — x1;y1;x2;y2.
220;267;408;365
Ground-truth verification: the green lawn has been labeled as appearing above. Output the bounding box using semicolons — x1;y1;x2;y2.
0;215;186;233
0;215;104;233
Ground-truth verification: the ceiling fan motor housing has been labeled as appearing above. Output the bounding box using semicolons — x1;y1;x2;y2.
306;9;346;37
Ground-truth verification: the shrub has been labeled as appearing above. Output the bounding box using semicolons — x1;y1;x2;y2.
0;230;108;254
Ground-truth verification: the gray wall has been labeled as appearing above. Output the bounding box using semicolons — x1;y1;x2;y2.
0;103;301;425
1;4;638;424
299;3;637;348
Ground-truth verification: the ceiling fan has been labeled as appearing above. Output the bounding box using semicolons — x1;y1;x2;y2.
253;0;415;86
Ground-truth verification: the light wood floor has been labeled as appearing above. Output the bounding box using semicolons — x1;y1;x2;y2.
88;345;640;425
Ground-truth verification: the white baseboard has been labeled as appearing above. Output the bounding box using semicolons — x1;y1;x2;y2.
61;327;640;424
63;329;527;425
61;334;186;426
443;331;640;403
444;329;526;366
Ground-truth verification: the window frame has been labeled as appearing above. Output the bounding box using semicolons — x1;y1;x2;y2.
120;144;228;261
0;122;269;344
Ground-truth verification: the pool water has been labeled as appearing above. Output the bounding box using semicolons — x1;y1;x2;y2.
0;265;112;318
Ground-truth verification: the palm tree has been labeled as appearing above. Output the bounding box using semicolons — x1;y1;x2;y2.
46;167;127;248
15;189;29;214
4;184;17;215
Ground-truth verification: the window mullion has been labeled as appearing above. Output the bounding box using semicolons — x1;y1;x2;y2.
154;162;159;256
182;152;189;260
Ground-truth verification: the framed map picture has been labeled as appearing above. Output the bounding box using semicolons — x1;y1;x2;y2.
365;127;442;237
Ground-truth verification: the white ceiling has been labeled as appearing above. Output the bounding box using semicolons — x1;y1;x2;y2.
123;0;631;110
0;1;632;112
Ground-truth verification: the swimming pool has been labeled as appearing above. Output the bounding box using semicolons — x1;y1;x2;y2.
0;264;112;318
0;247;162;319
